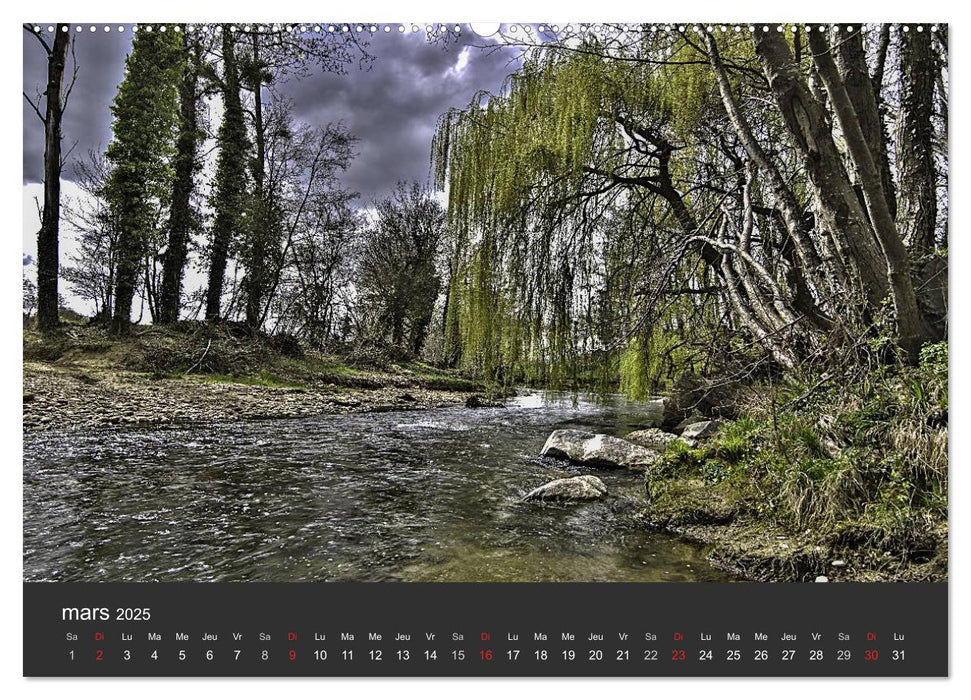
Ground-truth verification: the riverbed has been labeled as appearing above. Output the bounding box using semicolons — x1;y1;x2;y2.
23;390;734;583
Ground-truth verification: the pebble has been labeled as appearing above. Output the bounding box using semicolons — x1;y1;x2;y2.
814;576;829;583
831;560;846;568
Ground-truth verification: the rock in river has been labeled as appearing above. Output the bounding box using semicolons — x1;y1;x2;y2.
541;429;661;471
674;411;706;433
523;475;608;502
625;427;679;451
679;419;725;447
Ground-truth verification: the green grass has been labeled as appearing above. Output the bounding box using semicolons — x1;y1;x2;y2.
276;355;478;390
650;344;948;575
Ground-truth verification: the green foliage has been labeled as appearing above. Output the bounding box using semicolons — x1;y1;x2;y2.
708;427;753;464
919;341;948;379
106;30;183;207
105;26;184;326
431;32;747;395
654;361;947;563
619;339;653;401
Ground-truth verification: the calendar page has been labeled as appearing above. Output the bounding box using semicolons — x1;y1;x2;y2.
21;19;948;678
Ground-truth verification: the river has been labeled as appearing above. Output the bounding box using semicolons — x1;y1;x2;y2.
23;390;733;582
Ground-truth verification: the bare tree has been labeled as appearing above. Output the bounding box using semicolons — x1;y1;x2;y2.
253;100;358;341
23;276;37;320
234;24;372;330
23;24;75;332
62;152;121;320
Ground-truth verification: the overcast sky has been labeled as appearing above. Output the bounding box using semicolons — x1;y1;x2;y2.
23;25;520;200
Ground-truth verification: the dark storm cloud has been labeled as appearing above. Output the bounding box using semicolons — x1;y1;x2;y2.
22;26;520;204
279;30;519;203
23;27;130;183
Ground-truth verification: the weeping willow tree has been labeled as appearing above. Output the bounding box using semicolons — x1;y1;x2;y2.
433;24;947;394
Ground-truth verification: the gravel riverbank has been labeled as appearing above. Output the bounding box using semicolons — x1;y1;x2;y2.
23;362;474;432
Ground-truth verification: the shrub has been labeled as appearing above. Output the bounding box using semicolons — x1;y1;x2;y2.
654;350;947;570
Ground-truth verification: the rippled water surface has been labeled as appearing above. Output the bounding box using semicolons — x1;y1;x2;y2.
23;391;733;582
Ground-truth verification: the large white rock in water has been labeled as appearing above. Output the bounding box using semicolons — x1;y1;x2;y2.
540;429;591;461
541;429;661;471
523;475;608;502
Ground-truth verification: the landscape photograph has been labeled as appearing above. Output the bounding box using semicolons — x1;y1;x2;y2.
23;23;947;584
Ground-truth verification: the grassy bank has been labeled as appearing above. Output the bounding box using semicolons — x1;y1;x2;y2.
24;321;481;393
641;343;947;582
23;321;485;431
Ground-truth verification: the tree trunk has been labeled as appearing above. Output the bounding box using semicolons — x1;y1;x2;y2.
703;31;828;298
809;29;928;360
872;24;891;96
391;310;405;348
897;26;938;259
900;25;947;342
244;31;269;331
834;26;896;219
37;27;70;333
753;29;890;311
206;25;249;322
110;197;140;334
158;30;200;325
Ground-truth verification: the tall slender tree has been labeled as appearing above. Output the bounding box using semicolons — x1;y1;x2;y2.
23;25;72;333
239;30;274;329
106;26;182;333
157;27;205;324
803;28;927;359
205;24;250;322
897;26;939;259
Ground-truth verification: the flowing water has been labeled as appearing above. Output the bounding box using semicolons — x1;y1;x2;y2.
23;390;733;583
